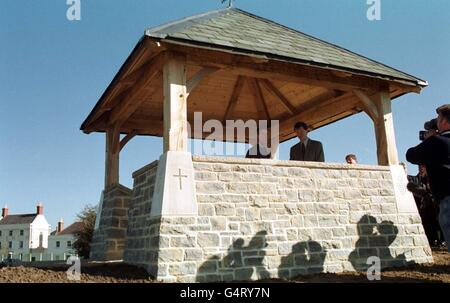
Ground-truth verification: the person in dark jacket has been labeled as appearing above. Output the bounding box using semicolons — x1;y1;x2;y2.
245;128;272;159
406;104;450;251
407;165;443;246
290;122;324;162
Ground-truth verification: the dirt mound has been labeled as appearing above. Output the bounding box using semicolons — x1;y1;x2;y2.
0;263;154;283
0;249;448;283
279;248;450;283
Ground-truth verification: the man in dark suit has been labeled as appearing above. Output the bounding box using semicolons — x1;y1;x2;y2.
289;122;325;162
406;104;450;252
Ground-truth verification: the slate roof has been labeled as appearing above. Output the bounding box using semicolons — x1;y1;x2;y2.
146;7;426;86
51;222;83;236
0;214;37;225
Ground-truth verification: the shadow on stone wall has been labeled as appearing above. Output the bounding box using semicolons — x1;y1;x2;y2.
196;231;328;282
349;214;414;272
196;231;270;282
278;240;327;279
195;214;419;282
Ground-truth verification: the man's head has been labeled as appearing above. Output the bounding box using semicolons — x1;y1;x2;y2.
345;154;357;164
294;122;309;141
419;164;427;177
436;104;450;133
424;118;438;139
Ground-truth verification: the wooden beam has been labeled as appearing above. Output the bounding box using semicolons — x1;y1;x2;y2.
108;52;168;126
105;123;121;189
249;78;270;120
223;75;246;122
176;44;387;92
259;79;296;115
163;54;188;152
277;92;356;140
373;91;399;165
353;89;379;122
119;130;139;152
186;67;219;96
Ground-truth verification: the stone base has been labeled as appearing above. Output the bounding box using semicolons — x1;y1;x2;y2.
90;184;132;261
151;151;198;216
122;156;433;282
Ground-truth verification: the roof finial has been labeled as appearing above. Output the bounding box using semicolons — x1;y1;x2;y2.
222;0;234;8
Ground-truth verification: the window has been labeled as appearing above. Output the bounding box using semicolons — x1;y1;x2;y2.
20;230;24;236
67;241;72;248
8;241;12;249
0;230;2;236
19;241;23;249
56;241;60;248
0;242;2;249
9;230;12;236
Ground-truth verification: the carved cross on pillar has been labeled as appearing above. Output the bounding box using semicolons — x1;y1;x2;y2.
173;168;188;190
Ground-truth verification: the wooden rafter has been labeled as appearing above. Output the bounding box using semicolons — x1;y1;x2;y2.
177;43;392;92
119;130;139;152
353;89;379;122
223;75;246;122
249;78;270;120
277;92;354;138
108;52;168;126
187;67;219;96
259;79;297;115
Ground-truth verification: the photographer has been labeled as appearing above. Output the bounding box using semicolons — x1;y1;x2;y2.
406;104;450;252
407;165;442;246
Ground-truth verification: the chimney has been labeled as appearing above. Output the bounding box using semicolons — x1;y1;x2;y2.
1;205;8;217
57;218;64;233
36;203;44;215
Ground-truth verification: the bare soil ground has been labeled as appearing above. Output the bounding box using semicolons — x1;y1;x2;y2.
0;249;448;283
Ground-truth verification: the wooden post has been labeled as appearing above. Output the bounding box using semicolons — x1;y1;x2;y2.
163;54;188;153
105;124;120;189
373;90;399;166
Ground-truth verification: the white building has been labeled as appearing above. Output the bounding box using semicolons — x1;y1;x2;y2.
0;204;51;262
47;219;82;261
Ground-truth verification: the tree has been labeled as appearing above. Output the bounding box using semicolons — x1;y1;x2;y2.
73;205;96;259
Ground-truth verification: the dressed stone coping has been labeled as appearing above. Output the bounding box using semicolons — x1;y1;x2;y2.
192;155;390;171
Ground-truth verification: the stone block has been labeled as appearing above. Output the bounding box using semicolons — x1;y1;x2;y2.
298;190;316;202
197;233;220;247
170;236;196;248
210;217;227;231
184;249;203;261
195;172;218;181
198;204;215;216
196;181;226;194
158;249;183;262
169;262;197;276
245;208;261;221
215;203;236;216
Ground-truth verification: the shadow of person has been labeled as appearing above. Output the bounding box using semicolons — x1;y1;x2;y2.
278;240;326;279
222;238;244;268
349;214;377;272
195;254;221;282
349;215;411;273
196;231;271;282
243;231;271;280
378;220;411;268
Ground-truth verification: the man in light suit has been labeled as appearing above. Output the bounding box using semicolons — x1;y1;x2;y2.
289;122;325;162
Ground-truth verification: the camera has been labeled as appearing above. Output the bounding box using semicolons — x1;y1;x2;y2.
419;118;438;141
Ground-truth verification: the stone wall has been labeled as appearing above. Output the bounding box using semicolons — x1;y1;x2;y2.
123;156;433;282
123;161;160;275
90;184;132;261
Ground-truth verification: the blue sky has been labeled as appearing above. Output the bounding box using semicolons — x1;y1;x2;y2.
1;0;449;227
